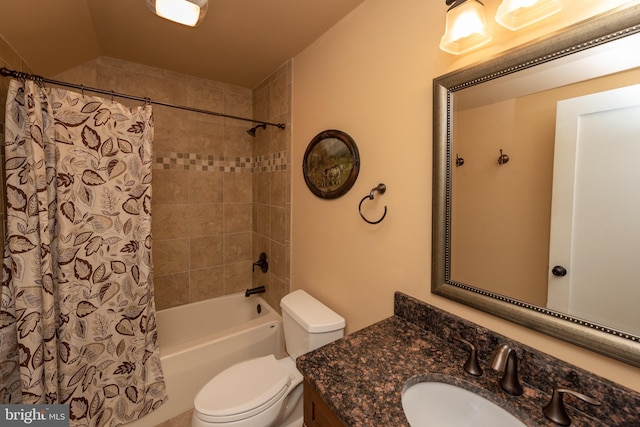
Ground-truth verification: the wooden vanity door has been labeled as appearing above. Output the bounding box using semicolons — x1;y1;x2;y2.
303;380;346;427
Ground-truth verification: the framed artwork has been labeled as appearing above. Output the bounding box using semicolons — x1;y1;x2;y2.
302;130;360;199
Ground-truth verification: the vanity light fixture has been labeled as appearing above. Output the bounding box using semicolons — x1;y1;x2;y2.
495;0;563;31
439;0;493;55
147;0;208;27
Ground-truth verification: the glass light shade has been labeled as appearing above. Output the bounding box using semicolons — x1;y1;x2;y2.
148;0;208;27
440;0;492;55
495;0;562;31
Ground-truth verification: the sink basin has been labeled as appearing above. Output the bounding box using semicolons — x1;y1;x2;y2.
402;381;526;426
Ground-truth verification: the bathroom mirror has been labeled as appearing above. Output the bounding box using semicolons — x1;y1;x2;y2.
432;4;640;367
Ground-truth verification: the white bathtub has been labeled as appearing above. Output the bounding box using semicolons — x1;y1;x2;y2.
127;292;285;426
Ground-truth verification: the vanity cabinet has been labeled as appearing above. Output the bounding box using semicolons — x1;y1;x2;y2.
303;379;346;427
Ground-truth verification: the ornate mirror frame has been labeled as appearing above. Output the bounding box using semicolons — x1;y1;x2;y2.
432;4;640;367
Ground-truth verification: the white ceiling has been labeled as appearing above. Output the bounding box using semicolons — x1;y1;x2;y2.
0;0;366;88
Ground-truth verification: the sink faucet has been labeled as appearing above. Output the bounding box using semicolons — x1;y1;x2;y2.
490;344;523;396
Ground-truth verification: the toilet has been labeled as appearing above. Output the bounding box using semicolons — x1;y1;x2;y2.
192;290;345;427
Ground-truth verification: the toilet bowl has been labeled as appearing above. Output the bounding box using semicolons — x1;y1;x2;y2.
192;355;303;427
192;290;345;427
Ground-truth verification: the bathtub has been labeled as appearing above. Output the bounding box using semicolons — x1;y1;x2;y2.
127;292;285;426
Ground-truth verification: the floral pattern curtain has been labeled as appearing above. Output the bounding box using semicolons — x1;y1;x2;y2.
0;79;167;426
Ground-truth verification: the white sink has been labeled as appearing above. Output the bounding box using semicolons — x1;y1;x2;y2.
402;381;527;426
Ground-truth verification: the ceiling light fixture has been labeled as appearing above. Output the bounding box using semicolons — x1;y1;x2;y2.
147;0;208;27
439;0;492;55
495;0;563;31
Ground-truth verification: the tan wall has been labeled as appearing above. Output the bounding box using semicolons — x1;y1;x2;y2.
291;0;640;392
452;97;552;306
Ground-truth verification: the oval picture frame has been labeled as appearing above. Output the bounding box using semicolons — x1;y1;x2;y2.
303;129;360;199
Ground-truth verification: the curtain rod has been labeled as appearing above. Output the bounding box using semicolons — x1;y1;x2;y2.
0;67;285;130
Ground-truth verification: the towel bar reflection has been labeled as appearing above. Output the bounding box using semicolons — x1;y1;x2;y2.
359;183;387;224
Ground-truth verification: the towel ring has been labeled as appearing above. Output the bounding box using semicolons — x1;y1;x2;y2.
359;183;387;224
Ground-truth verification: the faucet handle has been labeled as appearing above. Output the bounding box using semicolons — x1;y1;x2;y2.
543;387;601;426
452;334;483;376
252;252;268;273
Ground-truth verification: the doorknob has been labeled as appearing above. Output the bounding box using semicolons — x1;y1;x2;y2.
551;266;567;277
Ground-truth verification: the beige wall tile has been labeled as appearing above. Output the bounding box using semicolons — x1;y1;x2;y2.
224;172;252;202
256;204;270;236
186;84;223;112
154;272;190;310
223;126;253;157
189;171;223;204
189;203;223;237
153;239;190;276
224;90;252;119
270;206;286;245
267;274;287;316
153;121;192;153
224;261;252;294
254;171;270;205
271;119;289;153
190;266;225;302
270;241;286;280
270;73;289;120
224;232;252;264
271;171;286;207
188;120;224;155
154;106;197;133
224;203;252;233
152;169;189;205
152;204;190;240
190;236;223;269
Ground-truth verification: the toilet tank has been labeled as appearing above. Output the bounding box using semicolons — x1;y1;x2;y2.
280;290;345;360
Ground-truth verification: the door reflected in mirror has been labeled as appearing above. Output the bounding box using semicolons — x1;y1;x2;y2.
432;4;640;366
450;67;640;336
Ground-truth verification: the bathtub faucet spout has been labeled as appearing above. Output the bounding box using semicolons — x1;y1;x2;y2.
245;286;266;297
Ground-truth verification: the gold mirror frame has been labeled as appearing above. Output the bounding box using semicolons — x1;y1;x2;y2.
432;4;640;367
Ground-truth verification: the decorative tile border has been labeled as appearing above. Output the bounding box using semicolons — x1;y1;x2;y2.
254;151;288;172
153;151;288;172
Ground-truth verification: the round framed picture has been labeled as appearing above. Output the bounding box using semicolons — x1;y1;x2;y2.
302;130;360;199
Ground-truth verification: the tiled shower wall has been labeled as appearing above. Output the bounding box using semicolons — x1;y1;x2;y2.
0;46;291;312
251;62;292;312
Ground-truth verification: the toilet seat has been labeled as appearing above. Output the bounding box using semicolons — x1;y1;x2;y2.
194;355;291;423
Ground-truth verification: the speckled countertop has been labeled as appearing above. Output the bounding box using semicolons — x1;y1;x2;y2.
297;292;640;427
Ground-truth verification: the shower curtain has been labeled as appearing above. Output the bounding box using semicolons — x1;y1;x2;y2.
0;79;167;425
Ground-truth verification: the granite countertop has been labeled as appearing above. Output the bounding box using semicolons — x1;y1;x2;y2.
298;316;569;427
296;292;640;427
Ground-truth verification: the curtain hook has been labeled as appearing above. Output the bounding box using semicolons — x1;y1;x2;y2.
80;84;85;96
498;149;509;165
111;90;115;103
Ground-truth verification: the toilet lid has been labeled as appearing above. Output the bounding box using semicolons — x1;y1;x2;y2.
194;355;291;421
